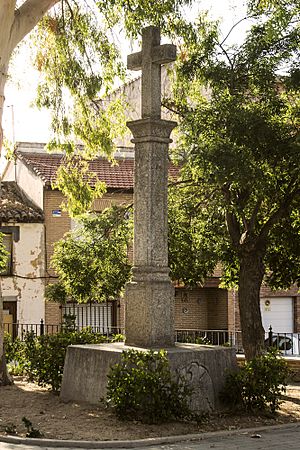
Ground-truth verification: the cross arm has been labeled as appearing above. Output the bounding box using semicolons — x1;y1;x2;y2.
152;44;176;64
127;51;142;71
127;44;176;71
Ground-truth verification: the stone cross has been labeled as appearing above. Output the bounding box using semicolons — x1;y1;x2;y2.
124;27;177;348
127;27;176;119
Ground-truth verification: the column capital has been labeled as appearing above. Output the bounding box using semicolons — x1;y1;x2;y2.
127;117;177;143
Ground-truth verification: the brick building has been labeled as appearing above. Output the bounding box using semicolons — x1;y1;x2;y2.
1;141;298;337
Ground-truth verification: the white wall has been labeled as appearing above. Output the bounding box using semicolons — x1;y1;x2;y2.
1;223;45;324
17;159;44;209
2;159;44;209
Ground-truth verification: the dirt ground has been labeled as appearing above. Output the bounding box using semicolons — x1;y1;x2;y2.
0;377;300;442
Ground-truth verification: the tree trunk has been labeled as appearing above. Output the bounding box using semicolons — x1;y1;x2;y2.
0;2;14;384
238;250;266;361
0;0;59;384
0;62;9;151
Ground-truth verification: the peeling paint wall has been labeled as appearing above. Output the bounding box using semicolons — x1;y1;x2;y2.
1;223;45;325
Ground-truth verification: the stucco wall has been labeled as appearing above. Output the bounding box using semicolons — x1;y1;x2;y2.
1;223;45;324
3;159;44;209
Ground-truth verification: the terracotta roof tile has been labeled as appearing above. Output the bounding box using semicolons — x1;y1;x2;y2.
16;152;179;190
0;181;44;223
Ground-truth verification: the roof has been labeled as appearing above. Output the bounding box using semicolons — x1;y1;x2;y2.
16;151;180;190
0;181;44;223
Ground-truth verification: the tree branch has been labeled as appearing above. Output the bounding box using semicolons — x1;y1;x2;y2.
218;42;234;70
222;184;241;246
162;99;190;119
258;186;300;245
226;210;241;247
220;16;253;46
249;197;262;232
168;178;195;188
10;0;60;50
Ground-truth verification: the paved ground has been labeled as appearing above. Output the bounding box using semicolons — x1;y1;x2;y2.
1;423;300;450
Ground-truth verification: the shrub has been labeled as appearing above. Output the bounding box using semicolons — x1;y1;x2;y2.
4;332;24;364
4;332;26;375
110;333;124;342
221;349;290;413
22;417;44;438
106;349;192;423
5;328;111;392
23;328;109;392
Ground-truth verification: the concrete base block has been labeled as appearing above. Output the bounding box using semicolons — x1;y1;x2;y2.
60;342;237;414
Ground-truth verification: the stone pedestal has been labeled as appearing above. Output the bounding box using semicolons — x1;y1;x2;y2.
125;277;174;347
60;342;238;414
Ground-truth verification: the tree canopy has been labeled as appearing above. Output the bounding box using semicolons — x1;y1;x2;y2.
166;3;300;359
1;0;189;214
49;206;133;303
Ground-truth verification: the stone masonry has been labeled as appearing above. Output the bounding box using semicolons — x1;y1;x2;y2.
60;27;237;413
124;26;177;347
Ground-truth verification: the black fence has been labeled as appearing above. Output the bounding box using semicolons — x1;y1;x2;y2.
4;322;300;357
175;327;300;356
175;329;235;346
4;320;123;339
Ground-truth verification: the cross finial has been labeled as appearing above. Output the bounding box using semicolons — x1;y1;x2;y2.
127;27;176;119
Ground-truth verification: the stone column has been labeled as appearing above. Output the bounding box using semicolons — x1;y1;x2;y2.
124;27;177;347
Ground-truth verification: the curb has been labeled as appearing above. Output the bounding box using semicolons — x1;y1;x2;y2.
0;422;300;448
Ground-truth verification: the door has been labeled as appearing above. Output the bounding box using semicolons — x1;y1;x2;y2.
260;297;293;333
3;301;17;338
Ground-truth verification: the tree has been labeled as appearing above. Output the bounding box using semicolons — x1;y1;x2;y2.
167;5;300;360
0;0;185;154
0;0;187;385
49;206;133;303
44;0;300;361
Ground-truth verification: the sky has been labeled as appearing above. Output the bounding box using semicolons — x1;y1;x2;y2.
2;0;248;145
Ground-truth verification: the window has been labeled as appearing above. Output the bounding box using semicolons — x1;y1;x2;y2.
1;233;13;275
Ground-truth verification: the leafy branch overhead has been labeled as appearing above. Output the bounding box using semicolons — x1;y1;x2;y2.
53;156;107;217
24;0;189;213
32;0;188;157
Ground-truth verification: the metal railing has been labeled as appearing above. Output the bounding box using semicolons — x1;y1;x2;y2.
4;320;123;340
175;329;244;352
175;327;300;356
4;322;300;357
265;326;300;356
